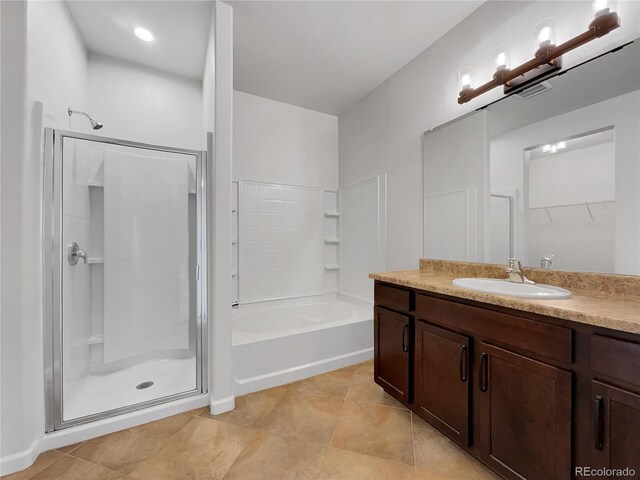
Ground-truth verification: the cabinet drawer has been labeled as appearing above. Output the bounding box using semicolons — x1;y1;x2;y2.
375;283;410;312
416;294;573;364
591;335;640;387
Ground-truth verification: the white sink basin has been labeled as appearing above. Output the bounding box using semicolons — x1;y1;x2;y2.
453;278;572;300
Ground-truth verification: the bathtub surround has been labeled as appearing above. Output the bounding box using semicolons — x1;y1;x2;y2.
238;181;324;303
339;175;388;303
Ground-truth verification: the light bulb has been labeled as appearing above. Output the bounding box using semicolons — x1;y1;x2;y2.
594;0;608;12
538;26;552;43
557;141;567;149
535;19;556;47
543;145;551;153
594;0;617;16
459;67;473;90
134;27;154;42
494;46;510;70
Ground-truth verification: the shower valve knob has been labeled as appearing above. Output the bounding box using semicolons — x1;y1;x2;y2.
68;242;88;265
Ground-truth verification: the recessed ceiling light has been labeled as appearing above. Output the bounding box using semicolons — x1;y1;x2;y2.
134;27;154;42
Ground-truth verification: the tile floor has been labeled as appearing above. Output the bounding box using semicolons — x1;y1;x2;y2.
3;361;500;480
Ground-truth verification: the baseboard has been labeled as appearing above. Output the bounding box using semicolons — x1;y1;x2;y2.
0;394;209;477
0;438;41;477
209;395;235;415
233;347;373;396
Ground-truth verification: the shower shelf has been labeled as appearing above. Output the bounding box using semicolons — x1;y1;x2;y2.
87;257;104;264
324;238;340;244
324;211;339;217
324;265;340;270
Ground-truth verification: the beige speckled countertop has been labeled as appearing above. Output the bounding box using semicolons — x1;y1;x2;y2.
369;261;640;335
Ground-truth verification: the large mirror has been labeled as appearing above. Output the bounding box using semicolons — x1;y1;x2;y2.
423;39;640;275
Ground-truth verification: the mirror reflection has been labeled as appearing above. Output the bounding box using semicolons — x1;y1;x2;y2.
423;39;640;275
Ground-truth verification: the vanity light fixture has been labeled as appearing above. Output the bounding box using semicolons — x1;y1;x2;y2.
458;1;620;104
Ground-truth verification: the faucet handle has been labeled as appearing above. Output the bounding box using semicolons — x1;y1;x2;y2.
540;255;554;269
507;258;522;270
68;242;88;265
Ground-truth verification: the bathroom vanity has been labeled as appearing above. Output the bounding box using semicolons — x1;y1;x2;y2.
370;261;640;480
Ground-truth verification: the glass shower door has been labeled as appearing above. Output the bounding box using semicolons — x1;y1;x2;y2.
45;130;206;429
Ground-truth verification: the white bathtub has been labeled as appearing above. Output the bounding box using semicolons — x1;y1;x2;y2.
232;294;373;395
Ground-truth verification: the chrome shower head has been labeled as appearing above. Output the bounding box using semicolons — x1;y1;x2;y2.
68;107;103;130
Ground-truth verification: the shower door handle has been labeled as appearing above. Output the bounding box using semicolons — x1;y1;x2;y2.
67;242;88;265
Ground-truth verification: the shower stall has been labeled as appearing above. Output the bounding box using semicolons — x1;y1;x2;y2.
43;129;207;431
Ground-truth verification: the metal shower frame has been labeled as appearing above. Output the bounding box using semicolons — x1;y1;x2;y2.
42;128;208;432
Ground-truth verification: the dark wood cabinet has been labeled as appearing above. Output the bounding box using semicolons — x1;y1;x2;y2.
414;320;471;447
374;306;410;404
477;343;572;480
373;280;640;480
591;380;640;476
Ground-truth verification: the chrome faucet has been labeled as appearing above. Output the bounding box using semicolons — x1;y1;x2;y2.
506;258;535;284
540;255;554;269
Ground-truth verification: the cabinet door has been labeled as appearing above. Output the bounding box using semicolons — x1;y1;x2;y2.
374;306;410;404
414;321;470;447
478;343;572;480
591;380;640;476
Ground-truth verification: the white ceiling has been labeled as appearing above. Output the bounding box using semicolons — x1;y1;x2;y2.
65;1;212;80
227;0;484;115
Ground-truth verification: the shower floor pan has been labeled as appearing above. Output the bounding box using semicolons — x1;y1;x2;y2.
63;356;197;421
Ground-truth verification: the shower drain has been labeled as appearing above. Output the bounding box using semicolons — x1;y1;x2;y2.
136;381;154;390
